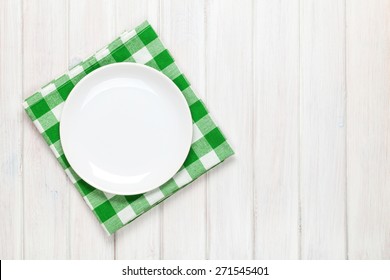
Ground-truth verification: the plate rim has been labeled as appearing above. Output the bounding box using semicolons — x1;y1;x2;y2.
59;62;193;195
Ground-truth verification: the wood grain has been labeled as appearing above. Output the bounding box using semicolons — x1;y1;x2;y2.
346;0;390;259
22;0;70;259
114;0;161;260
0;0;23;260
206;0;254;259
68;0;116;259
160;0;207;260
253;0;300;259
300;0;347;259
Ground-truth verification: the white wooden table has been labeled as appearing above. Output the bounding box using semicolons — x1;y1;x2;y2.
1;0;390;260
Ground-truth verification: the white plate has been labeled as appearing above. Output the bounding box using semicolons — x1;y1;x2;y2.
60;63;193;195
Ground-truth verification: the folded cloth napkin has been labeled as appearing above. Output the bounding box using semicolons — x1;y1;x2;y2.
23;21;234;235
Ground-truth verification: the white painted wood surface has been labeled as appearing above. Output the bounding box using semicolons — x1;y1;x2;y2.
253;0;300;259
1;0;390;259
22;0;70;259
346;0;390;259
206;0;254;259
300;0;347;259
0;0;23;260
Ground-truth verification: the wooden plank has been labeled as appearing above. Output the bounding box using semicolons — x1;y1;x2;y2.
68;0;116;259
114;0;161;260
0;0;23;260
206;0;254;259
160;0;207;259
300;0;347;259
22;0;69;259
253;0;300;259
346;0;390;259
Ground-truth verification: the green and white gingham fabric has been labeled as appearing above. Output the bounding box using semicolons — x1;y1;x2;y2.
23;21;234;235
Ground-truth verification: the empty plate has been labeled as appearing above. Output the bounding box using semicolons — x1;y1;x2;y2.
60;63;193;195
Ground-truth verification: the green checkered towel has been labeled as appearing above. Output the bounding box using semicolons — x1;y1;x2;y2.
23;21;234;235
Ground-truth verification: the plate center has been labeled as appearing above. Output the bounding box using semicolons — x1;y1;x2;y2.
78;79;180;181
60;63;193;195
